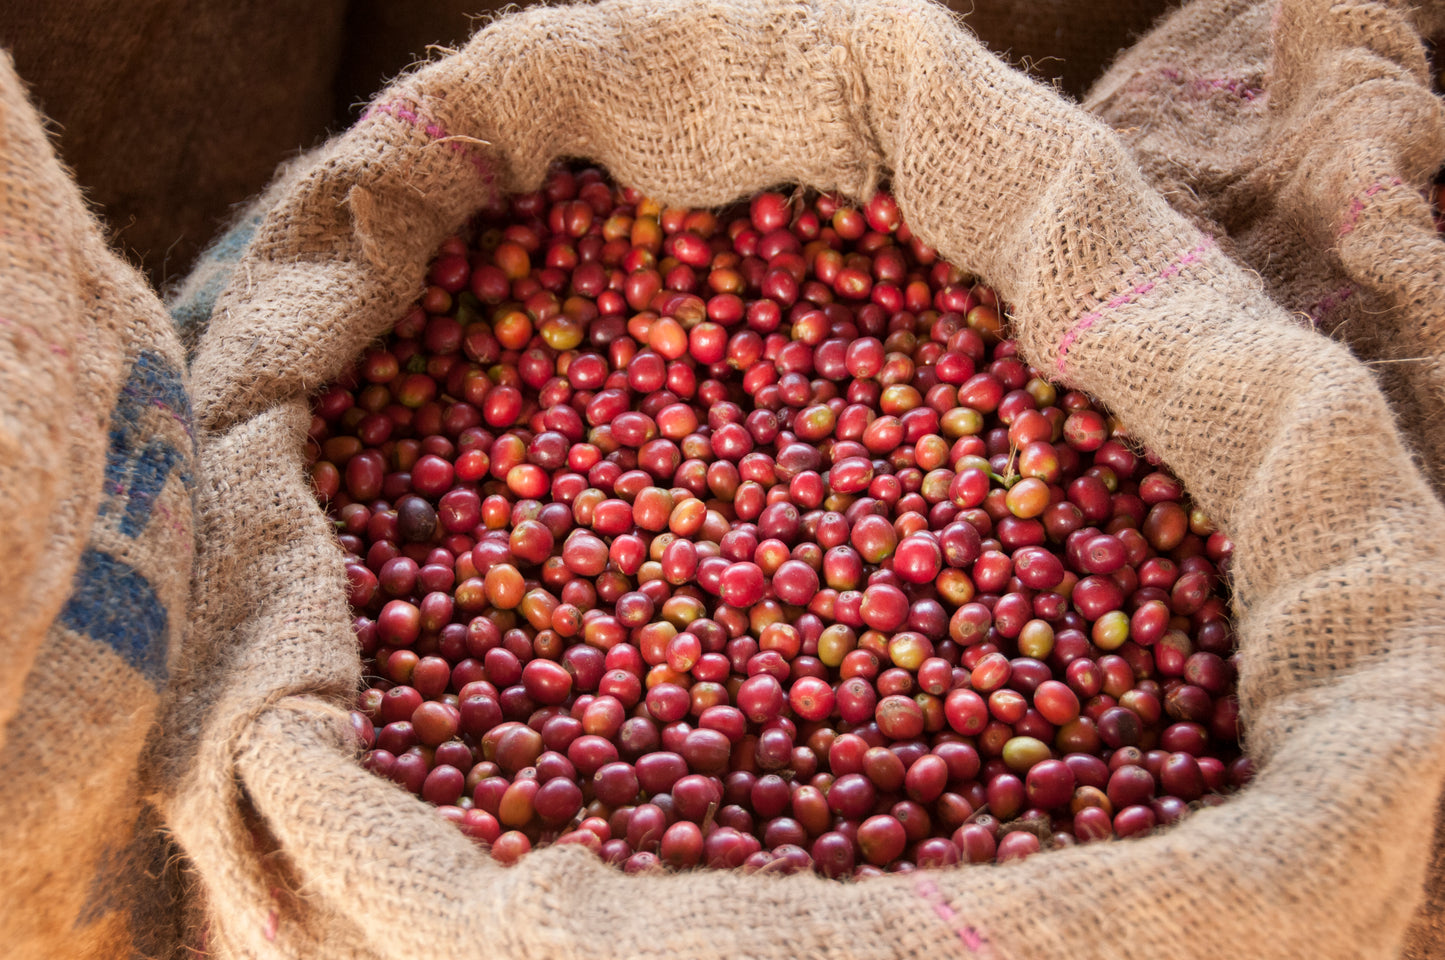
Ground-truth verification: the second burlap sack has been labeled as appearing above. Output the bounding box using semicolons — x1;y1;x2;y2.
1085;0;1445;493
0;50;193;960
163;0;1445;957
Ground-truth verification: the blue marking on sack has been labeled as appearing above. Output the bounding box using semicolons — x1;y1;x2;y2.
169;214;260;347
104;435;188;538
58;549;169;685
101;350;193;537
62;349;194;686
74;806;178;954
123;349;191;426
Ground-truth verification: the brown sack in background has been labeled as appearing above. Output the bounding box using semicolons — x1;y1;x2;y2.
1085;0;1445;493
1;0;1172;289
335;0;1178;105
164;1;1445;957
0;0;350;286
0;51;193;960
953;0;1177;95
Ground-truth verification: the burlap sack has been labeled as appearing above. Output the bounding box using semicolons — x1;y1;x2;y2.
0;51;193;960
163;0;1445;957
1083;0;1445;494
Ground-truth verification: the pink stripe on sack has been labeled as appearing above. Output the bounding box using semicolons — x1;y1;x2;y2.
1307;284;1354;327
1143;68;1264;101
0;314;71;358
365;99;495;184
261;886;284;942
1338;178;1404;236
914;876;991;954
1055;239;1214;375
152;396;192;431
152;501;192;544
0;227;64;257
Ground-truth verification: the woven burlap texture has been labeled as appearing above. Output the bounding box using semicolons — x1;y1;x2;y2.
0;50;193;960
164;1;1445;957
1085;0;1445;494
1082;0;1445;952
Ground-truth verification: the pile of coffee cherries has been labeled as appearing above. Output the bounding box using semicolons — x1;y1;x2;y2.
308;165;1247;878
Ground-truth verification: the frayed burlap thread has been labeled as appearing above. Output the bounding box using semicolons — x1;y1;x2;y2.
0;51;194;960
167;1;1445;957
